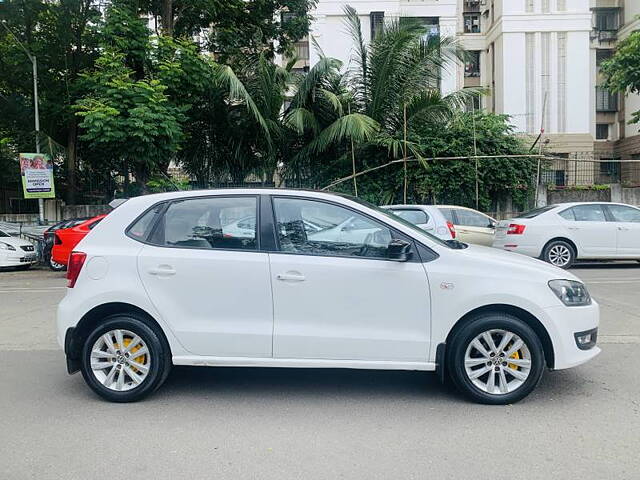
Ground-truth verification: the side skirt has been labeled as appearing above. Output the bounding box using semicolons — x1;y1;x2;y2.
172;356;436;371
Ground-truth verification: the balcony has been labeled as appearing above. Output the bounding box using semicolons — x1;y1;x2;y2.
463;0;481;13
595;87;618;112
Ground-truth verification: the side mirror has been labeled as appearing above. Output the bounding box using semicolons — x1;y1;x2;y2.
387;238;412;262
488;220;497;229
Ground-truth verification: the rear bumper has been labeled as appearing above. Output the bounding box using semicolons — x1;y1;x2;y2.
492;238;541;258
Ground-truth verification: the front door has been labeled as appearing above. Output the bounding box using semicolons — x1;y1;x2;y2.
606;204;640;257
269;196;432;363
137;195;273;357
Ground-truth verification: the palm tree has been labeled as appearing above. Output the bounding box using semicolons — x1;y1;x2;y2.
281;5;478;195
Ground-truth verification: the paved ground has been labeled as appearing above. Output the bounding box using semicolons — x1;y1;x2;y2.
1;264;639;479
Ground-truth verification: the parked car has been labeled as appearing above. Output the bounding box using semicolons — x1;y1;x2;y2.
383;205;455;241
493;202;640;268
51;215;106;267
0;228;38;269
43;218;89;271
57;189;600;404
436;206;497;246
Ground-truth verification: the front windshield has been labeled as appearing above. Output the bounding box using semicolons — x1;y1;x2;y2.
0;229;9;237
340;194;452;249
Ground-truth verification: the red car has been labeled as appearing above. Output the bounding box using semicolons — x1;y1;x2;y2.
52;215;107;266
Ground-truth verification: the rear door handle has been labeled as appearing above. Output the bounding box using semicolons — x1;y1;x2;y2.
618;226;629;231
567;227;579;231
148;266;176;277
277;272;306;282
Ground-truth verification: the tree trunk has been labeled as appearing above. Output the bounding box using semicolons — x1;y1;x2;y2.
66;118;77;205
134;163;149;194
161;0;174;36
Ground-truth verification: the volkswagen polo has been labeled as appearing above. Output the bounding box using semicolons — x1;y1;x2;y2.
57;189;600;404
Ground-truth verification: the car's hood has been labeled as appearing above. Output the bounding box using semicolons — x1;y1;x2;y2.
452;243;581;282
0;236;34;248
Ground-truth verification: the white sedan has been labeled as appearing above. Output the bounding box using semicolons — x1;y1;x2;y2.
0;229;38;269
493;202;640;268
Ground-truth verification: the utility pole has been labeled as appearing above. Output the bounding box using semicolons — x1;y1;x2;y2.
1;21;44;224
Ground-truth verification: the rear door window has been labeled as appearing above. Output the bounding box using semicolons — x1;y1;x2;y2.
390;209;429;225
153;196;258;250
570;205;606;222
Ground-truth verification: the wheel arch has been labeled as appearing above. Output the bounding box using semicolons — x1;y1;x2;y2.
67;302;172;362
445;304;555;369
541;237;578;259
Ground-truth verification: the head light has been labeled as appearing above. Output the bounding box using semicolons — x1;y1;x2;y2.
548;280;591;306
0;242;16;251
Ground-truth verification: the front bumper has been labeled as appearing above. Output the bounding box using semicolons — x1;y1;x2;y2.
0;251;38;267
543;301;601;370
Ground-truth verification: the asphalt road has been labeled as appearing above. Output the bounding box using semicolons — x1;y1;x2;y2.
1;264;639;479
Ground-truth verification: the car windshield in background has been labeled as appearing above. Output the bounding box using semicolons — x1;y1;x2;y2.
341;195;453;249
0;229;10;237
515;205;557;219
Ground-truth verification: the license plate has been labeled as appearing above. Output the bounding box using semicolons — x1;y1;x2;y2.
24;254;36;262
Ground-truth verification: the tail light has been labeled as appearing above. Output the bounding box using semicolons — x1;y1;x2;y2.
66;251;87;288
507;224;526;235
446;221;456;239
54;233;62;245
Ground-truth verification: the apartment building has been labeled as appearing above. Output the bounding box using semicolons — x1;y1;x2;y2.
287;0;640;183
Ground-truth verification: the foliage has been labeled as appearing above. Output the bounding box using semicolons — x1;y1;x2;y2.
601;30;640;126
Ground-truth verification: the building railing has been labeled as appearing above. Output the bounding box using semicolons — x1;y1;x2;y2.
463;0;481;13
541;158;640;188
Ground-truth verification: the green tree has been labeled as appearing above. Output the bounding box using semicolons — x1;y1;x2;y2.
75;51;185;191
601;30;640;126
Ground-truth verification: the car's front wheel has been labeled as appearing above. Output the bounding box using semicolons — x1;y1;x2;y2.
448;314;545;404
80;315;171;402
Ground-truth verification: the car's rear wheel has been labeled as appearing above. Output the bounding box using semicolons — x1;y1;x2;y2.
49;257;66;271
80;315;171;402
448;314;545;404
542;240;575;269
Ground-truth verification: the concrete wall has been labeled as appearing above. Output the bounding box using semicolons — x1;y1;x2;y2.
62;204;112;219
547;187;611;203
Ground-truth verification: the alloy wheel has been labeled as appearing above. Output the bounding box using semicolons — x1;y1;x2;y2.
90;329;151;391
547;244;571;267
464;329;532;395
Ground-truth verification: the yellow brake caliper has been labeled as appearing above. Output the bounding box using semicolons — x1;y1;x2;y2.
114;338;146;373
508;350;520;371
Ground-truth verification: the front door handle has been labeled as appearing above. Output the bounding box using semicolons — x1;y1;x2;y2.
277;272;306;282
618;226;629;231
567;227;579;231
148;266;176;277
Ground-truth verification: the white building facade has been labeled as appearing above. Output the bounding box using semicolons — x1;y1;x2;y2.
294;0;640;163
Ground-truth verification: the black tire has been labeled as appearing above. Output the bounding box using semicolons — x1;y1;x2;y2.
447;313;545;405
542;239;575;269
80;315;171;402
49;257;66;271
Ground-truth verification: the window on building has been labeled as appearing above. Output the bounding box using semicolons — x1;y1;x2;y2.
595;87;618;112
596;123;610;140
370;11;384;40
465;51;480;77
596;49;614;67
594;9;619;32
404;17;439;40
463;0;481;12
463;14;480;33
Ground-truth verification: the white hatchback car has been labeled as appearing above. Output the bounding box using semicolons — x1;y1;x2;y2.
493;202;640;268
383;205;455;241
57;189;600;404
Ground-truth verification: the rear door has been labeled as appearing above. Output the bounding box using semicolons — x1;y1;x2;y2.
452;208;496;246
137;195;273;357
559;204;617;257
605;204;640;257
